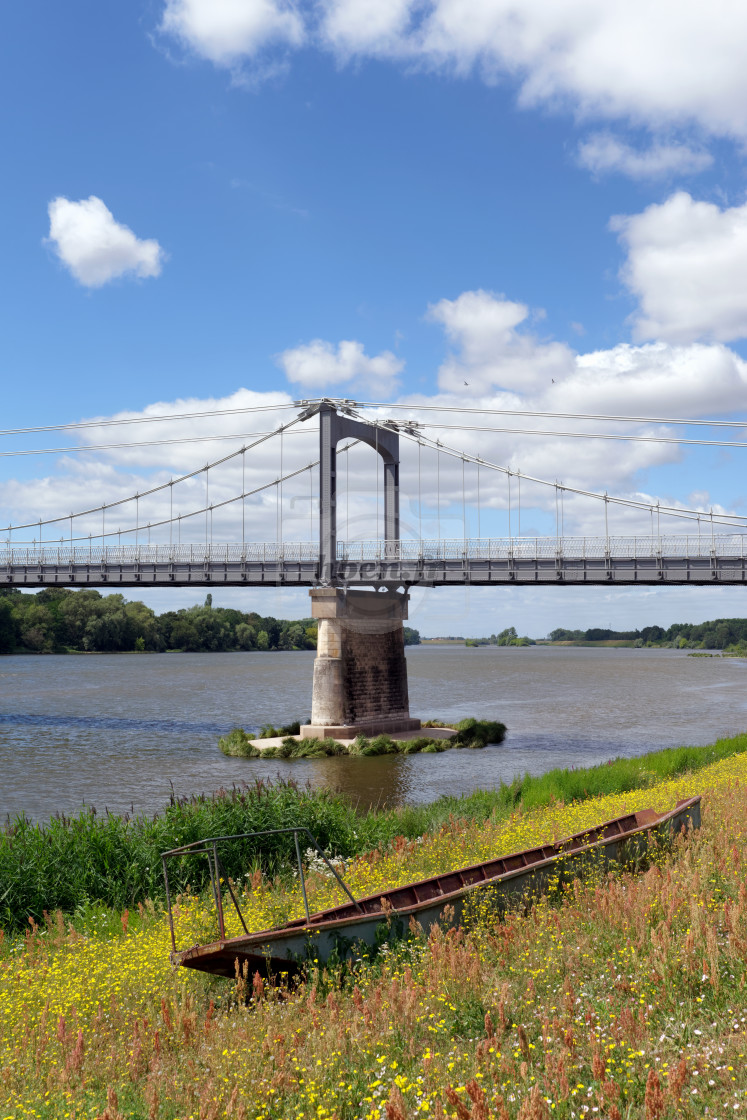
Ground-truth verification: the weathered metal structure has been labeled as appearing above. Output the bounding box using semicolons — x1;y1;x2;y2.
163;796;702;978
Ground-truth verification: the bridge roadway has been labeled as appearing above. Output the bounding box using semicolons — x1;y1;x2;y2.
2;536;747;587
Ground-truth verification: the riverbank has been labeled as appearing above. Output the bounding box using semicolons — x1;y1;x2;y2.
1;731;745;932
2;746;747;1118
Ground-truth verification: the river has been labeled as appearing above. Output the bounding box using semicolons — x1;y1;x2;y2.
1;646;746;822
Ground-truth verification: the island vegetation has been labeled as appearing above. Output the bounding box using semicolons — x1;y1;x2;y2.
465;626;534;647
218;717;507;758
0;586;421;654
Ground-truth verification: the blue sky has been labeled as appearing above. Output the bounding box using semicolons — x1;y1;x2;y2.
3;0;747;635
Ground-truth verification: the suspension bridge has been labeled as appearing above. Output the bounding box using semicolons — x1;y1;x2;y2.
1;397;746;589
3;395;747;736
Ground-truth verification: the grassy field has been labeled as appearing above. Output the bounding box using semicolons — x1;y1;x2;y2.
2;747;747;1118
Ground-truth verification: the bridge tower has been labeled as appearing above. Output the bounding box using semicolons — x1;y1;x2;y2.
300;400;421;739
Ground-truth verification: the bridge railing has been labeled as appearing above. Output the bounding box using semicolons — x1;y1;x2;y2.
1;535;746;566
0;542;320;565
337;535;747;561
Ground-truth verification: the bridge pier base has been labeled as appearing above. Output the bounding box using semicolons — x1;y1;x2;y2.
300;588;421;740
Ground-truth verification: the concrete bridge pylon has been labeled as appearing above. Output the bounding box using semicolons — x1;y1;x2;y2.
299;400;421;740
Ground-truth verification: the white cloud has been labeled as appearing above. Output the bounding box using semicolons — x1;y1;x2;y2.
46;197;165;288
428;290;574;393
4;292;747;559
158;0;747;146
276;338;404;392
319;0;415;56
160;0;304;66
415;1;747;138
613;191;747;343
413;289;747;510
577;133;712;180
425;288;747;418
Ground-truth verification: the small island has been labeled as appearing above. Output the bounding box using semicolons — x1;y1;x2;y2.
219;717;507;759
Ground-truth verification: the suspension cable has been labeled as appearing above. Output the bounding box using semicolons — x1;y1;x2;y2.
7;438;364;546
0;417;308;535
279;426;284;547
388;419;747;530
0;401;299;439
517;470;521;538
508;471;512;538
418;441;422;541
355;401;747;429
393;421;747;450
0;427;316;459
436;443;441;542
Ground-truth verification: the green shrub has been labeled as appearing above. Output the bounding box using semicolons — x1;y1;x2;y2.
258;720;303;739
218;728;261;758
452;718;507;748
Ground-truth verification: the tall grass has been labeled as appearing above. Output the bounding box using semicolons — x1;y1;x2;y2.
2;732;746;932
493;736;747;811
0;780;355;932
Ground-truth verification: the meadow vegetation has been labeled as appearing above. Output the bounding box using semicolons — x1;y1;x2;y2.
1;748;747;1118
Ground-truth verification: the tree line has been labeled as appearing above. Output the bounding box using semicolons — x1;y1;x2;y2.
0;587;421;654
548;618;747;651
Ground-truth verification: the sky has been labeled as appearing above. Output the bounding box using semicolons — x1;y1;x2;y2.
3;0;747;636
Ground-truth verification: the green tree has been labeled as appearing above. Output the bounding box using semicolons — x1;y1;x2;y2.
0;599;15;653
235;623;256;650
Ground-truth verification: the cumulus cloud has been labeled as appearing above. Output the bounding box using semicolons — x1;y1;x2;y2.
425;289;747;419
577;133;713;180
564;341;747;416
319;0;415;56
160;0;304;66
4;291;747;555
410;289;747;517
428;290;574;393
276;338;404;392
613;191;747;343
46;197;165;288
0;388;303;550
159;1;747;142
415;1;747;138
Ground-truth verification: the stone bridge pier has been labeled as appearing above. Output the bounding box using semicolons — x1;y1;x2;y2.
299;587;421;739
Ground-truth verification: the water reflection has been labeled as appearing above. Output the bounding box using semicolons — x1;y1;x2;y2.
303;753;415;810
1;646;746;821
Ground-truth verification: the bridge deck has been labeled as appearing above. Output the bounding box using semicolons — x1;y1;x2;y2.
2;537;746;587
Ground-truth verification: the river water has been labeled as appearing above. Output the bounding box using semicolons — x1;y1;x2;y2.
1;646;746;822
